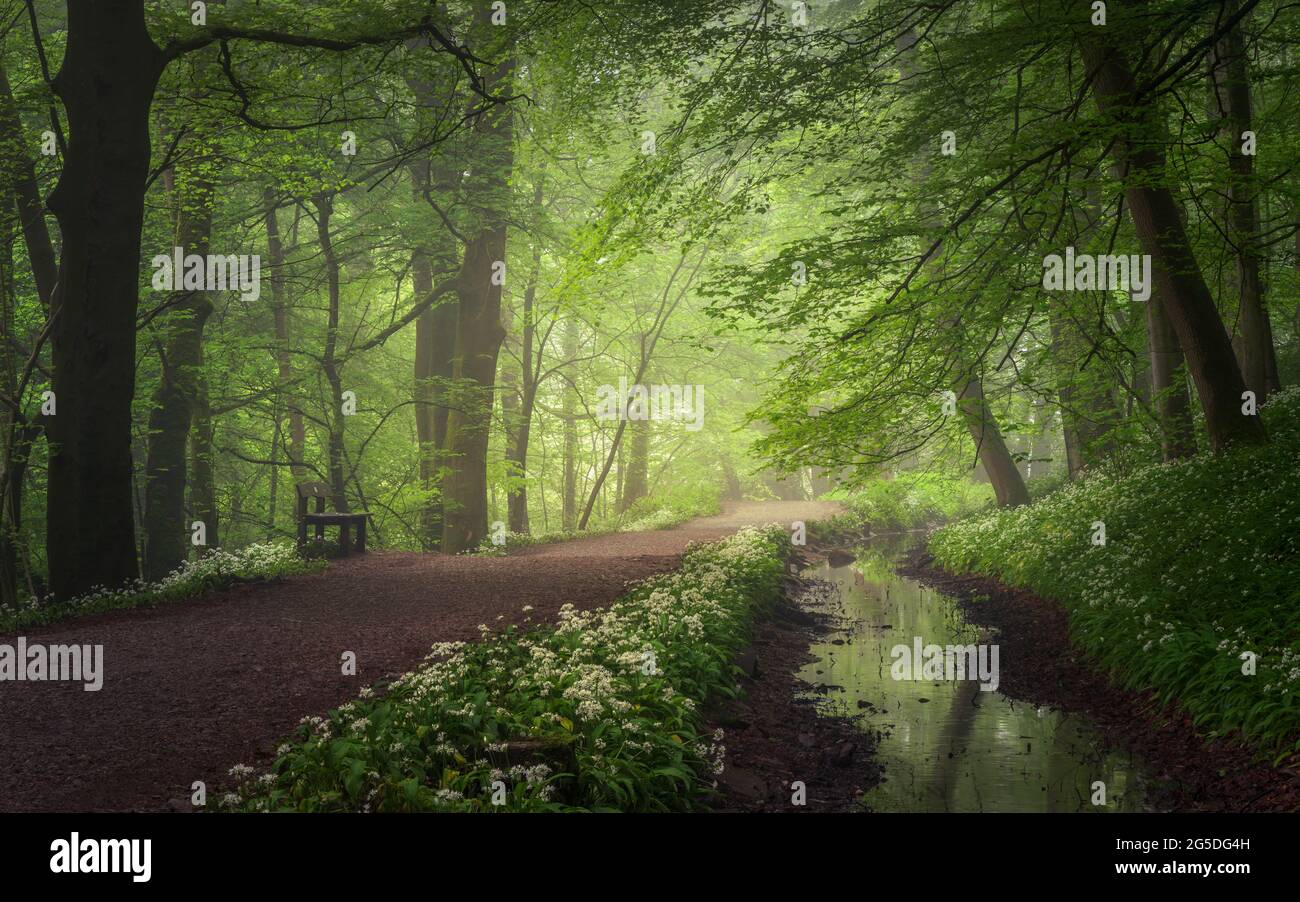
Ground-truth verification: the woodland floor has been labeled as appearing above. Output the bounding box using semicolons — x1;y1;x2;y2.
900;548;1300;813
0;500;837;813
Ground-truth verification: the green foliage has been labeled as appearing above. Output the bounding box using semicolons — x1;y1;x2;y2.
815;473;993;540
472;485;721;554
227;526;789;812
0;543;320;633
932;389;1300;756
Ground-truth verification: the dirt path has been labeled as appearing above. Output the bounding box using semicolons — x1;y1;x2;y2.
0;501;837;812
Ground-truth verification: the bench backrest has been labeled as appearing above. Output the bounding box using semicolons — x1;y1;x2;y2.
295;481;331;517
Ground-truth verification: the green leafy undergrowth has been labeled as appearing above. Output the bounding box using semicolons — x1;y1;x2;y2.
814;473;994;542
932;387;1300;757
226;526;788;811
0;543;320;633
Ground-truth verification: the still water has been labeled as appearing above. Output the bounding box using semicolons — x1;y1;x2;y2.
799;535;1149;812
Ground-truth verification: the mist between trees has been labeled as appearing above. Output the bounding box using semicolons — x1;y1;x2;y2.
0;0;1296;604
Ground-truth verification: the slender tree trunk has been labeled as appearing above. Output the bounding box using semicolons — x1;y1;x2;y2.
189;369;217;551
1210;3;1280;399
411;239;441;547
1082;38;1266;451
1050;311;1086;478
46;1;165;598
265;190;305;480
561;319;579;531
721;458;744;501
500;361;523;529
143;124;217;578
1048;308;1122;476
957;379;1030;507
1145;286;1197;460
1;201;18;604
619;418;649;512
0;61;57;602
504;186;543;534
314;194;349;512
0;58;57;311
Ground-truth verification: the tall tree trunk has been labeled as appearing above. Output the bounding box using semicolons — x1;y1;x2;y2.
957;379;1030;507
407;155;459;548
1048;308;1121;476
1145;287;1197;460
404;49;463;551
142;122;217;579
45;1;165;599
440;50;514;553
0;58;57;311
1082;38;1266;452
189;368;217;551
411;236;441;548
0;200;18;604
1050;311;1086;478
500;361;523;530
619;418;649;513
314;194;349;512
1210;2;1280;400
504;182;543;534
265;190;305;481
561;318;579;531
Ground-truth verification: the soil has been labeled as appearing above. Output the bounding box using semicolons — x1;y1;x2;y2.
708;550;882;813
898;545;1300;813
0;501;838;813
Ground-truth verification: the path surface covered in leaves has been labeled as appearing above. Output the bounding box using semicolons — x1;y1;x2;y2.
0;501;836;812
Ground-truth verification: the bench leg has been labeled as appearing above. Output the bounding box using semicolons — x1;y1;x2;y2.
297;519;307;553
339;523;351;556
315;521;324;542
356;518;366;554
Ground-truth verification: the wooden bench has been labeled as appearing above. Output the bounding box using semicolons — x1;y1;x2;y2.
296;482;368;555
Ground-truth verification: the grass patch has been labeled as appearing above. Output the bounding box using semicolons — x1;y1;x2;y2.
931;387;1300;758
225;526;789;812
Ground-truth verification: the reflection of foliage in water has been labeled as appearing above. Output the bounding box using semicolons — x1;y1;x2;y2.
800;538;1147;812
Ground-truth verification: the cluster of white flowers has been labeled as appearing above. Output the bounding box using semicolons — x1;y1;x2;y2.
2;541;305;622
234;525;784;812
930;400;1300;747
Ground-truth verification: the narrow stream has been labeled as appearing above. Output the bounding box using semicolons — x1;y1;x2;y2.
799;534;1149;812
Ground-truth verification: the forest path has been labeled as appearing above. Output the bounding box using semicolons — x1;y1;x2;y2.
0;499;837;812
